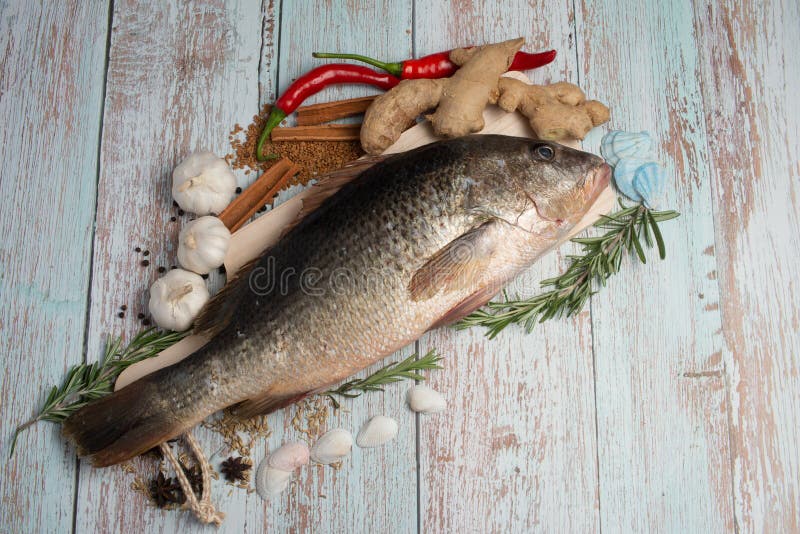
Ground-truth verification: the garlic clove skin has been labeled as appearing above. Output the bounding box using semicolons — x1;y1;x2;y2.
177;216;232;274
267;442;310;471
172;151;237;215
255;462;293;499
406;385;447;414
310;429;353;464
148;269;209;332
356;415;399;448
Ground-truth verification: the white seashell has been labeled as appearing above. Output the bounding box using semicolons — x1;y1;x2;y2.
356;415;399;448
601;130;653;166
267;442;310;471
310;429;353;464
632;162;667;209
613;158;654;203
255;461;293;499
406;385;447;414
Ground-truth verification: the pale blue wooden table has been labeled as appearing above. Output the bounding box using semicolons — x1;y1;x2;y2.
1;1;798;532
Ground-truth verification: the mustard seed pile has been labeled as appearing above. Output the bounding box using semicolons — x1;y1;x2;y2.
226;104;364;186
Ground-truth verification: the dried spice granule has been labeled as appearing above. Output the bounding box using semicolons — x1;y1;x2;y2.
143;250;150;257
172;201;178;208
170;216;176;222
158;266;166;273
137;313;145;319
141;260;150;267
135;247;141;253
226;104;364;186
142;319;151;326
235;187;242;194
118;312;125;318
178;209;185;216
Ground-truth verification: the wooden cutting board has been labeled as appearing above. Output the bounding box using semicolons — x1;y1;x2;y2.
115;72;615;390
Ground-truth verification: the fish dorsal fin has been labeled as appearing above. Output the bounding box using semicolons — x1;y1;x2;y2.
280;154;389;238
408;220;499;302
191;255;261;338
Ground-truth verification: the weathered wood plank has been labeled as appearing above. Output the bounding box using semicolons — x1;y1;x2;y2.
72;1;265;532
414;2;601;531
0;1;109;531
691;1;800;530
257;2;416;532
576;0;734;531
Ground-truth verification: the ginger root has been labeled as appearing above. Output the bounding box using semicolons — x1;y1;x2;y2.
360;37;610;154
361;38;523;154
496;78;610;140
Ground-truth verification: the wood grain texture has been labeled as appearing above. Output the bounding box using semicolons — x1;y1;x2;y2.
2;0;799;532
0;1;109;531
257;2;417;532
72;1;264;532
414;1;601;531
577;1;735;531
691;1;800;530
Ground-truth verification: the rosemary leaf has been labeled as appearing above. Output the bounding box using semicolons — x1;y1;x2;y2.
10;328;185;457
457;202;680;338
324;350;443;408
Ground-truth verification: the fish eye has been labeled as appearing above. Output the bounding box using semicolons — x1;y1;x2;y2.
534;144;555;160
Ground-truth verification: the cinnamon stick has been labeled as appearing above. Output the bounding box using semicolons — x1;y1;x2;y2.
270;124;361;142
295;96;376;126
225;163;302;233
219;158;291;230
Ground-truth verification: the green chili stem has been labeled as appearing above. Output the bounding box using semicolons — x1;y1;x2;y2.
312;52;403;77
256;108;287;161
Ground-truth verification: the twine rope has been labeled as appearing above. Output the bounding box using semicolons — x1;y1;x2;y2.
159;431;225;526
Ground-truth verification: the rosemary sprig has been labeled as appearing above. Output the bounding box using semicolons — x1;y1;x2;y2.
10;328;185;456
457;202;680;338
324;350;443;409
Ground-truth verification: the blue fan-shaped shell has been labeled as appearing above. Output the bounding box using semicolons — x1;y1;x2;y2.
601;130;652;166
632;162;667;209
613;157;654;202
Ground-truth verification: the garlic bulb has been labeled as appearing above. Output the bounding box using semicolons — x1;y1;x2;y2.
311;429;353;464
356;415;399;448
172;151;237;215
177;216;231;274
406;385;447;414
148;269;209;331
255;462;293;499
267;442;310;471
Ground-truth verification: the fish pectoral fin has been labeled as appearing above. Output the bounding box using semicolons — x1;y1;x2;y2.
233;390;311;419
408;220;499;302
280;154;390;238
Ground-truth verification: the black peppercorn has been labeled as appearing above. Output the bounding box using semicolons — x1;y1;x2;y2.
141;260;150;267
158;266;166;273
135;247;142;253
143;250;150;256
235;187;242;194
118;312;125;318
137;313;145;319
178;209;185;216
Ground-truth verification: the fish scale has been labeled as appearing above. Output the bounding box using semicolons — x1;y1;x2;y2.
63;135;610;466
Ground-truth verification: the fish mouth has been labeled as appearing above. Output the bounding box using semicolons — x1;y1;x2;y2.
586;162;612;203
529;163;612;226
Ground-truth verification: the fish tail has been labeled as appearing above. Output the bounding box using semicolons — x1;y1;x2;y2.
62;375;188;467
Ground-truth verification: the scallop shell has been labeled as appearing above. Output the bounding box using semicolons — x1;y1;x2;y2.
632;162;667;209
406;385;447;414
613;158;654;202
267;442;310;471
356;415;399;448
310;429;353;465
601;130;652;166
255;461;293;499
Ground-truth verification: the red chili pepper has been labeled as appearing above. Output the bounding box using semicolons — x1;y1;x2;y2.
312;48;557;79
256;64;400;160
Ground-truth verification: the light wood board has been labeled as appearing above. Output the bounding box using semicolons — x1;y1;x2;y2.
1;1;798;532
